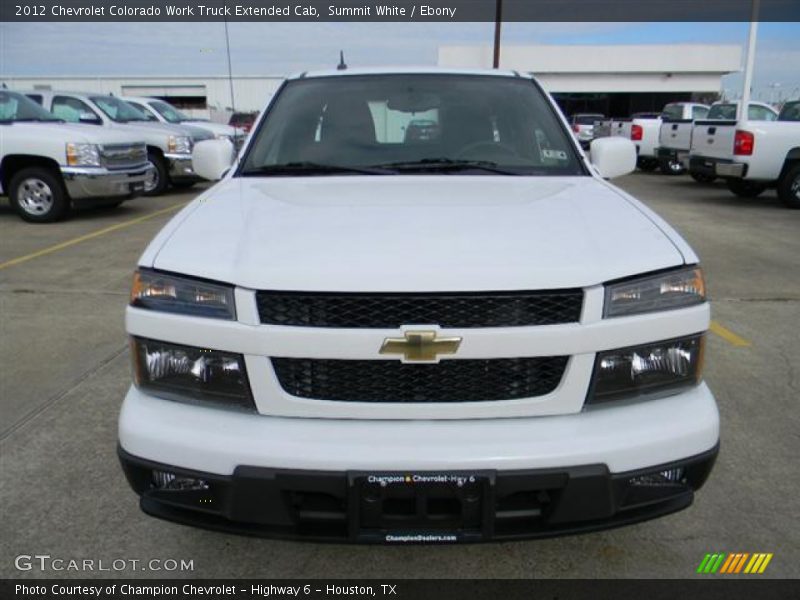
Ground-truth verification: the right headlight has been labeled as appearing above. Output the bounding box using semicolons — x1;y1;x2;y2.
167;135;192;154
587;334;705;405
604;266;705;318
130;269;235;320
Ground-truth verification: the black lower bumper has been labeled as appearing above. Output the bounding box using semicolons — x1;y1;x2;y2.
119;444;718;543
689;156;747;179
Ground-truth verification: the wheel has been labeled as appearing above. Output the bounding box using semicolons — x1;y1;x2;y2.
777;163;800;209
170;181;196;190
659;158;685;176
637;157;658;172
690;172;717;184
144;151;169;196
9;167;70;223
726;179;767;198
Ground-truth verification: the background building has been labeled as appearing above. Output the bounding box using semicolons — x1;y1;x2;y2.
4;44;743;121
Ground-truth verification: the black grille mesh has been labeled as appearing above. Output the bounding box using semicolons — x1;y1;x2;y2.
271;357;569;403
256;290;583;328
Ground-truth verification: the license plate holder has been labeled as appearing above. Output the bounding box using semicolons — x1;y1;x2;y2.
348;471;495;543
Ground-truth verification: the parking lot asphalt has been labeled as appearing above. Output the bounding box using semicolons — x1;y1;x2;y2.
1;174;798;579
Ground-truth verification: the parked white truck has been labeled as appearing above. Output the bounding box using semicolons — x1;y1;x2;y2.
685;101;800;207
28;91;214;195
655;102;710;176
1;90;151;222
595;113;662;171
118;68;718;543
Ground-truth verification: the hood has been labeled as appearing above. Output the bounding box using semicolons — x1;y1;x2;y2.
182;120;236;137
5;122;146;145
149;176;685;291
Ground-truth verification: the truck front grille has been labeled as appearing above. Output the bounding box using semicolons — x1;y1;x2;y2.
256;290;583;328
271;356;568;403
99;143;147;170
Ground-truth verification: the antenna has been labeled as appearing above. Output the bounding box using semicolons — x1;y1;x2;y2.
337;51;347;71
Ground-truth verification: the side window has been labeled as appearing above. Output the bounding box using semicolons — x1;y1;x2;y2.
692;106;709;120
130;102;157;121
749;105;777;121
52;96;99;123
27;94;43;106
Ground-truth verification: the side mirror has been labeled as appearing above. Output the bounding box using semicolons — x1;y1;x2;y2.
192;139;235;181
79;111;101;125
589;137;636;179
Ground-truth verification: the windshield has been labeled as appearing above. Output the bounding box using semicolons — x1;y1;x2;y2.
0;91;61;122
779;101;800;122
150;100;190;123
707;104;737;120
240;74;584;177
91;96;149;122
661;104;684;120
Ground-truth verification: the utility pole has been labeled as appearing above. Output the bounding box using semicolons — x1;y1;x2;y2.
739;0;759;123
493;0;503;69
223;12;236;115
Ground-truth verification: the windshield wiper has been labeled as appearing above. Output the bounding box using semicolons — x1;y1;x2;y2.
374;158;521;175
240;162;394;176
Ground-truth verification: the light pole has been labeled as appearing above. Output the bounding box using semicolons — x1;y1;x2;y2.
493;0;502;69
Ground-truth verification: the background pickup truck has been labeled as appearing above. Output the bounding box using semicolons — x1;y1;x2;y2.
569;113;605;149
1;90;151;222
28;91;214;196
656;102;710;176
595;113;662;171
686;101;795;203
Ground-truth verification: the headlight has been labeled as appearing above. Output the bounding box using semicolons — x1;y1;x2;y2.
130;269;236;320
66;143;101;167
587;334;705;405
167;135;192;154
131;337;253;411
215;134;232;142
604;266;705;318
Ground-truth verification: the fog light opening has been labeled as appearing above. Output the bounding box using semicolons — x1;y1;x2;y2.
152;469;210;491
629;467;686;487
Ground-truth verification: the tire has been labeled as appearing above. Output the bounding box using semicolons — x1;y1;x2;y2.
170;181;196;190
659;158;685;176
9;167;70;223
690;172;717;184
777;163;800;209
144;151;169;196
726;179;767;198
637;157;658;172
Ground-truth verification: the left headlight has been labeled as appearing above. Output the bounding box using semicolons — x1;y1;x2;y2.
131;337;254;411
604;266;705;318
66;143;101;167
587;334;705;405
167;135;193;154
130;269;236;320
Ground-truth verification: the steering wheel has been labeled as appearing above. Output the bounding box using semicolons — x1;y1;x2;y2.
455;140;522;161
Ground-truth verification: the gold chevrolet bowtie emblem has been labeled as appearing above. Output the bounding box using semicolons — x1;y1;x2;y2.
379;330;462;363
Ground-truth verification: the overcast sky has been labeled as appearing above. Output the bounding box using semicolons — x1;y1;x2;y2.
2;22;798;100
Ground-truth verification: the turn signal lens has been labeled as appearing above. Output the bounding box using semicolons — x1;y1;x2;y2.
131;269;235;320
605;266;706;318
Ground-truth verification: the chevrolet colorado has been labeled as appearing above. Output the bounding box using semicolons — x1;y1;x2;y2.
119;69;718;543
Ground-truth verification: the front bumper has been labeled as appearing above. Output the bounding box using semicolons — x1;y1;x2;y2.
118;383;719;542
689;156;747;179
60;164;152;199
164;153;200;182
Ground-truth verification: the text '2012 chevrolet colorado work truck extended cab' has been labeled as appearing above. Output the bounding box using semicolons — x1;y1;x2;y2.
118;68;718;543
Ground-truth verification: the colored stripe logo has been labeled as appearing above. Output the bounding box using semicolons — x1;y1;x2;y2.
697;553;773;574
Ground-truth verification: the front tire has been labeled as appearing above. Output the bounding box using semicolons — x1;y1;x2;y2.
659;158;685;176
777;163;800;209
9;167;70;223
144;151;169;196
726;179;767;198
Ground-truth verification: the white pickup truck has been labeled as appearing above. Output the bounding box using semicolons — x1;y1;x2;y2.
596;113;662;171
118;68;718;543
1;90;151;222
28;91;214;195
655;102;710;176
685;101;800;207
